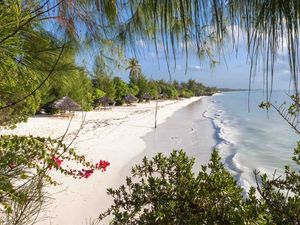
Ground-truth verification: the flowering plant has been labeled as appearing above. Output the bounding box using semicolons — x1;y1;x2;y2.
0;134;110;223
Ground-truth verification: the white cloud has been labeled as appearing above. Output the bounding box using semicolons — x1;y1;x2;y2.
188;65;202;71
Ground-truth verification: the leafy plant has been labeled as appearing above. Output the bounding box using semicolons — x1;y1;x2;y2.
0;135;110;224
257;96;300;224
99;150;263;225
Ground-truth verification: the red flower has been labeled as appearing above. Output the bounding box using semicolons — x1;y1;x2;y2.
51;155;62;169
96;160;110;172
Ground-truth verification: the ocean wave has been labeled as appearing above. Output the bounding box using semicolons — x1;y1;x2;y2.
203;108;234;147
213;92;224;96
203;99;251;193
201;91;299;195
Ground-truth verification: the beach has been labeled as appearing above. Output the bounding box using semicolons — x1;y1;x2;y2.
4;91;297;224
2;96;216;225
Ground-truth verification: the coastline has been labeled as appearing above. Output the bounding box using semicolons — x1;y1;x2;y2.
121;96;216;179
2;96;215;225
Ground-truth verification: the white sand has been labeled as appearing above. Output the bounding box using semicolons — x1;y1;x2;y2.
2;97;209;225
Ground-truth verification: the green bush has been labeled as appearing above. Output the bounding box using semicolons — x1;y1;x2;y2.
179;89;194;98
113;77;130;105
92;74;116;99
99;146;300;225
163;86;179;99
99;150;262;224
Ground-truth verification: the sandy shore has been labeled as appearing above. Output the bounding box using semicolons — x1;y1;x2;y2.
2;97;216;224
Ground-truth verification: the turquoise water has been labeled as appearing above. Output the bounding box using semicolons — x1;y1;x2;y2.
205;91;299;192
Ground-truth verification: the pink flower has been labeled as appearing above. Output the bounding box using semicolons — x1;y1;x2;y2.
96;160;110;172
51;155;62;169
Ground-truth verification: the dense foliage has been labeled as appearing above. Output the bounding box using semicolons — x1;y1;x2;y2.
99;150;248;224
92;58;216;105
94;74;216;105
99;149;300;224
0;2;110;223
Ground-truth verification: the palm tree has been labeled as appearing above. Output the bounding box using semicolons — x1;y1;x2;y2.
126;58;142;84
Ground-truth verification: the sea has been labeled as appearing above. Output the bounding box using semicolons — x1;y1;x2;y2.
204;90;299;192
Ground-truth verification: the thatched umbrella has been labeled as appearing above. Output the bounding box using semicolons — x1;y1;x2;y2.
124;95;138;105
49;96;82;111
143;93;152;102
95;96;115;107
160;93;168;99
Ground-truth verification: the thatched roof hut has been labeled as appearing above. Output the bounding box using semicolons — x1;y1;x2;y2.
124;95;138;105
160;93;168;99
143;93;152;101
95;96;115;107
49;96;82;111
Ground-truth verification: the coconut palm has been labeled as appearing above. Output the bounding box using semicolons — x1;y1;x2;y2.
126;58;142;85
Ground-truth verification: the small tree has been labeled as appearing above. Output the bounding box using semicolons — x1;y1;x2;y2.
258;99;300;224
92;74;116;99
135;74;150;101
148;80;159;99
113;77;130;105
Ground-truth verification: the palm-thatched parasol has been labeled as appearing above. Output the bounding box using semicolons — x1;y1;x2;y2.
94;96;115;107
143;93;152;102
124;95;138;105
49;96;82;111
160;93;168;99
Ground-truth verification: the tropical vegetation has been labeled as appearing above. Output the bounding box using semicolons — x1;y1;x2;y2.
99;147;300;224
1;0;300;224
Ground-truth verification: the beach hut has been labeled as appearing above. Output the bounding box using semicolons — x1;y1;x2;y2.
160;93;168;100
143;93;152;102
48;96;82;112
124;95;138;105
94;96;115;107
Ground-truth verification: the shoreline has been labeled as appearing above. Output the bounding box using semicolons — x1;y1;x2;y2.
2;97;213;225
120;96;216;180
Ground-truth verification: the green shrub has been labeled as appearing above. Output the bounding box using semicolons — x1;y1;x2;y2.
99;145;300;225
99;150;262;225
113;77;130;105
179;89;194;98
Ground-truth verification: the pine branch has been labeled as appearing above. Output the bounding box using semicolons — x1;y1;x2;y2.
0;0;65;45
0;43;65;110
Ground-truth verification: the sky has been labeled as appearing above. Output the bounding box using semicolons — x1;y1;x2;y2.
117;40;293;90
75;26;293;91
42;1;295;91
